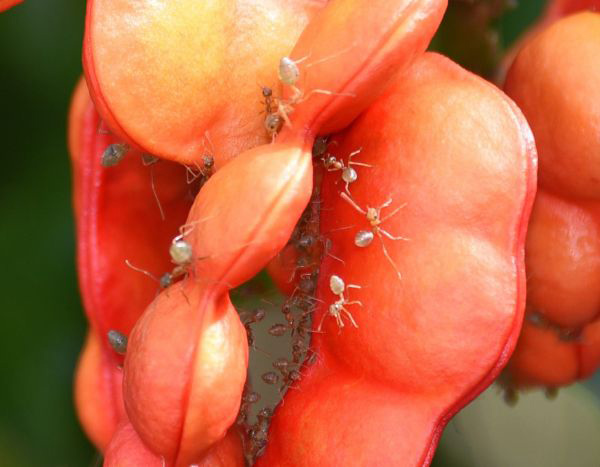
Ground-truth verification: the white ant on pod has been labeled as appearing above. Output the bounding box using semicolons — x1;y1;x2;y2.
322;148;372;195
276;49;355;127
340;192;408;279
317;274;362;332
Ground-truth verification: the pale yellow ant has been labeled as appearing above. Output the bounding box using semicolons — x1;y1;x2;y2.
317;274;362;332
340;192;408;280
322;148;372;195
276;49;356;127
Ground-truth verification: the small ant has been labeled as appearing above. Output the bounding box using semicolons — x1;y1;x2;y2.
276;52;355;127
322;148;372;194
317;274;362;332
261;86;275;114
340;192;408;279
101;143;129;167
185;133;216;184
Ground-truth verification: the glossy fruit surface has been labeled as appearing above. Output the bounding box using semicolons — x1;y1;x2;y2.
504;12;600;387
260;51;536;465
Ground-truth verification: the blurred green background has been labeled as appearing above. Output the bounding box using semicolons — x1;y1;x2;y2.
1;1;598;466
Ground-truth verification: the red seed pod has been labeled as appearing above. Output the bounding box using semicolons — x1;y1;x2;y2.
259;52;536;466
504;12;600;388
122;142;313;464
69;77;193;451
83;0;323;165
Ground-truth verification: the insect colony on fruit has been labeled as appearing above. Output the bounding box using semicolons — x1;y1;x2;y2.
96;47;408;464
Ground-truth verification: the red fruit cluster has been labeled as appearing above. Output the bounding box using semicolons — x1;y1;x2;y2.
50;0;598;465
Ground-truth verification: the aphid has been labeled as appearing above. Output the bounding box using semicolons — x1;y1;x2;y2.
323;148;372;195
503;387;519;407
545;387;559;400
296;233;315;251
101;143;129;167
238;388;260;426
243;391;261;404
298;272;317;295
107;330;128;355
268;323;289;337
257;407;273;422
312;136;329;158
242;308;266;348
283;369;302;387
318;274;362;332
291;337;309;364
261;371;280;385
296;313;312;339
272;357;290;374
305;350;319;366
281;299;297;329
340;192;408;279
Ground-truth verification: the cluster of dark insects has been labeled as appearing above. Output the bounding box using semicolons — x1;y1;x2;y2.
496;308;580;406
235;173;324;463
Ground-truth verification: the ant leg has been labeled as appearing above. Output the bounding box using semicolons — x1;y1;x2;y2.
299;88;356;104
149;165;166;221
342;307;359;328
340;192;367;215
380;203;407;223
317;310;330;333
377;233;402;280
304;46;354;69
125;260;159;283
379;228;410;242
276;103;293;128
